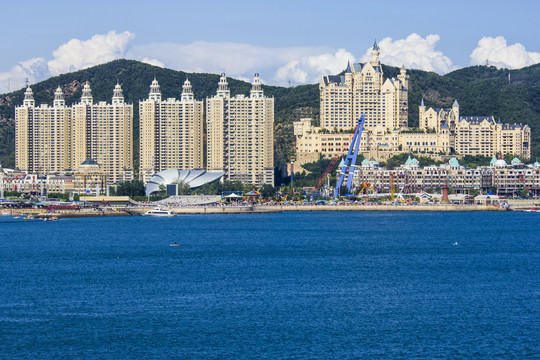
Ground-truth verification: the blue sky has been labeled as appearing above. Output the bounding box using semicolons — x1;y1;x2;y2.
0;0;538;92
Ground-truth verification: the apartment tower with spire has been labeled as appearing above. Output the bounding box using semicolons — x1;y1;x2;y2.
15;83;133;185
206;73;274;185
15;86;71;174
139;78;204;182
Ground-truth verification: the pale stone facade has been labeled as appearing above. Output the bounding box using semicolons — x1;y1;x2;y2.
15;83;133;185
294;42;531;166
455;116;530;158
72;83;133;185
139;78;204;183
320;41;408;132
206;73;274;185
73;158;107;195
15;87;71;175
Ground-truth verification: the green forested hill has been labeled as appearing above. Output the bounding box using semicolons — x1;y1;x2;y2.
0;59;538;169
0;59;319;169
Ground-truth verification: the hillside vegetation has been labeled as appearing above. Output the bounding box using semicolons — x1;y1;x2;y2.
0;59;538;170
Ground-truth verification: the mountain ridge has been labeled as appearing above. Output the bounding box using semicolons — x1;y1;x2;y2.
1;59;539;169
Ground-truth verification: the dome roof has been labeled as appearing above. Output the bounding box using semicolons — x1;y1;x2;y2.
495;159;507;168
145;169;225;196
448;157;460;167
404;155;412;165
511;157;521;165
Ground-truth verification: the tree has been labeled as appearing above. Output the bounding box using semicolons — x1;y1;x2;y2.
469;189;480;197
113;179;145;197
157;184;167;198
260;184;276;198
460;155;491;168
519;189;530;198
222;180;244;193
193;180;222;195
173;180;192;195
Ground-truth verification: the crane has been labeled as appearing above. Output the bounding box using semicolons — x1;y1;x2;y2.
313;118;362;191
334;115;365;197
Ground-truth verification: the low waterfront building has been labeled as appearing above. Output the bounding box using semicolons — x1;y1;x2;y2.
492;158;540;196
349;155;540;196
73;158;107;196
144;169;225;197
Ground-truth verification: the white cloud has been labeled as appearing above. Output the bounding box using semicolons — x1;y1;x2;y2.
360;33;455;74
274;49;356;85
5;31;537;94
470;36;540;69
0;57;48;91
141;57;165;68
47;31;135;75
128;41;328;82
0;31;135;93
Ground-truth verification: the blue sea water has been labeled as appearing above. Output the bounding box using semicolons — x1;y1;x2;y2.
0;211;538;359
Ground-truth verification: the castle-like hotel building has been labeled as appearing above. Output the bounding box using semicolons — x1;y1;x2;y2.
295;42;531;166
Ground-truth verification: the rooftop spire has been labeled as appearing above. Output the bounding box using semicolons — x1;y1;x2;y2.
345;61;352;73
112;82;124;104
54;86;64;99
400;64;406;74
181;77;193;101
217;73;230;98
54;86;65;107
250;73;264;98
23;85;35;107
149;78;161;101
81;81;93;105
371;39;381;65
420;98;425;107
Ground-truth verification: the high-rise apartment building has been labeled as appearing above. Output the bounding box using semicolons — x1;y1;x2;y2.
15;86;71;175
72;83;133;185
15;83;133;185
139;78;204;182
206;73;274;185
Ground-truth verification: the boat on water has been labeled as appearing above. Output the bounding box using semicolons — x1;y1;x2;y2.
142;209;175;217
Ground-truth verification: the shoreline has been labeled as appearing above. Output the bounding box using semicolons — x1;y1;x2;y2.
0;204;510;218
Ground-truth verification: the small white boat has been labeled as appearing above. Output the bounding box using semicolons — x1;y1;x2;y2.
142;209;175;217
452;242;459;246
